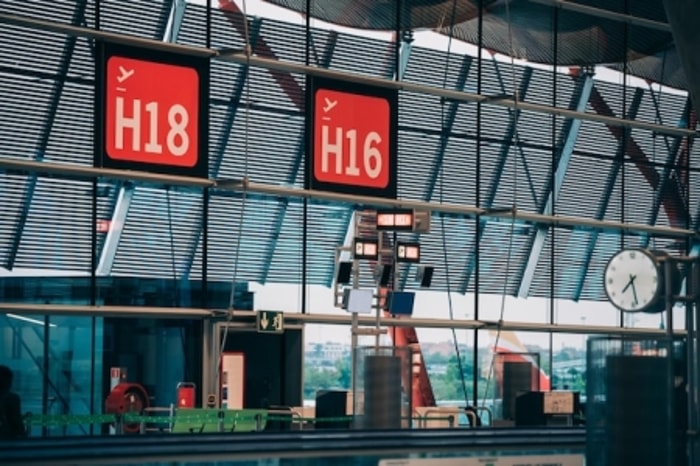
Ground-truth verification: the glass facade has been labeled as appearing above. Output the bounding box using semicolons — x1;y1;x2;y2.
0;0;695;437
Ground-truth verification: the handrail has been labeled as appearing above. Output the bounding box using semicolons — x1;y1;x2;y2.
0;428;586;465
476;406;494;425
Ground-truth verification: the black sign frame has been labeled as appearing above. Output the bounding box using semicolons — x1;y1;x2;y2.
305;76;398;199
95;42;209;179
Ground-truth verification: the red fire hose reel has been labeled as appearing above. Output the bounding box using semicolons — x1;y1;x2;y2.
105;382;149;433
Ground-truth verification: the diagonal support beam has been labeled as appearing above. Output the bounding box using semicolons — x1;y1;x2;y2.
422;56;473;203
4;0;88;270
572;88;645;301
588;86;689;229
516;72;595;298
459;68;534;294
218;0;305;109
95;0;185;276
163;0;186;43
641;96;695;248
95;184;134;276
215;0;319;283
397;55;471;291
180;15;264;280
259;31;338;284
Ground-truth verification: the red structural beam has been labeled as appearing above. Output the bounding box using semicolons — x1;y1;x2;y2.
587;86;689;228
219;0;305;110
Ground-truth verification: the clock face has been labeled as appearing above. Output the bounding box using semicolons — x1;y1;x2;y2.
604;249;661;313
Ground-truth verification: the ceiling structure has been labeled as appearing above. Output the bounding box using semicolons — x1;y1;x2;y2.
0;0;697;304
264;0;686;90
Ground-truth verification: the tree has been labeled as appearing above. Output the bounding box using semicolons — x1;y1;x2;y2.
335;357;351;389
303;367;337;399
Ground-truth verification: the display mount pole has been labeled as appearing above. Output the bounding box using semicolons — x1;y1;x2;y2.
688;259;700;466
664;257;676;466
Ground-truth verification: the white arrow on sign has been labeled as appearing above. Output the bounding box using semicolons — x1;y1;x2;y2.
117;65;135;83
260;312;269;330
323;97;337;113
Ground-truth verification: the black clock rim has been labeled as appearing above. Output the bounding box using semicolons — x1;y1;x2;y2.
603;247;664;314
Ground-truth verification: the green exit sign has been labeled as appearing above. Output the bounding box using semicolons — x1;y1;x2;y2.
256;310;284;334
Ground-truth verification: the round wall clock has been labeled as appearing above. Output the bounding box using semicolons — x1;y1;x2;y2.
603;248;670;313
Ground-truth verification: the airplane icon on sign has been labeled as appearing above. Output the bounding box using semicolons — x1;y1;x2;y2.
117;65;135;83
323;97;337;113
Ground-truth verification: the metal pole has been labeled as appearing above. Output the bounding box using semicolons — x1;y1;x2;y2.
689;260;700;466
223;179;700;240
3;155;696;239
0;303;690;336
0;157;214;187
350;310;359;421
665;258;676;466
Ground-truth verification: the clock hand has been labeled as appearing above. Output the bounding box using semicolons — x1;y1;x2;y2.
631;281;639;306
622;276;634;293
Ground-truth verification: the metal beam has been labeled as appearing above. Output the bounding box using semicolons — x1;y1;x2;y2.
0;157;214;187
459;68;534;294
0;303;683;337
4;1;88;270
95;0;188;277
180;18;263;280
0;13;215;58
95;184;134;276
641;97;695;249
219;0;305;109
163;0;186;43
260;30;338;284
216;179;700;241
517;72;595;298
218;52;696;138
1;12;695;137
529;0;672;32
0;155;696;240
572;88;645;301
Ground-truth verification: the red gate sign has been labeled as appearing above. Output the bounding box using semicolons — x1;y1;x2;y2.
96;43;209;178
307;77;397;198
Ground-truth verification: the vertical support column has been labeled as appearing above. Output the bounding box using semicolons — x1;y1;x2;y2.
201;319;214;407
689;260;700;465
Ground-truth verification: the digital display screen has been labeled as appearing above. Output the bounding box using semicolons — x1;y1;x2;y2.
376;209;414;230
353;238;379;260
396;242;421;263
